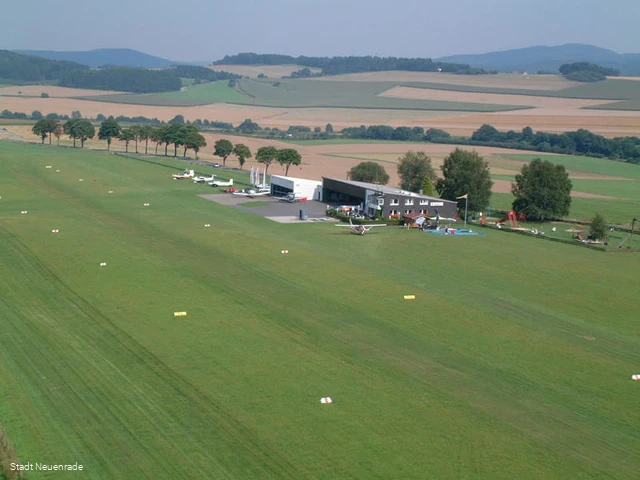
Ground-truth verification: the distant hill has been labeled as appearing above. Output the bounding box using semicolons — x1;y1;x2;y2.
437;44;640;76
0;50;88;82
13;48;177;69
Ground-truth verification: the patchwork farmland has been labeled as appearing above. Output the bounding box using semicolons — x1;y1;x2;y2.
3;71;640;136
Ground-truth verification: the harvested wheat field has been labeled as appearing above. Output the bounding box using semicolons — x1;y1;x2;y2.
0;85;125;97
4;122;632;200
309;72;580;90
380;86;613;109
421;110;640;138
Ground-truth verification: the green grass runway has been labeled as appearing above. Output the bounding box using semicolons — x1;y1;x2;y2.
2;142;640;479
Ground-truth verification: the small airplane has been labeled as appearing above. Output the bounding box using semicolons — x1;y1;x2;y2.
335;218;386;235
193;173;216;183
208;178;234;187
232;187;271;198
172;169;195;180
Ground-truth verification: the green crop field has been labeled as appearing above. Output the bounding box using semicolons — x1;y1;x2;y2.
399;78;640;110
232;78;530;111
586;100;640;111
2;141;640;479
497;154;640;179
78;78;530;111
77;81;248;107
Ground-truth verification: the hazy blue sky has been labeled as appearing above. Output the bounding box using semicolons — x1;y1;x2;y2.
2;0;639;61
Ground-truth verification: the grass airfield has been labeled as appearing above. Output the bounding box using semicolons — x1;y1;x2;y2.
2;141;640;479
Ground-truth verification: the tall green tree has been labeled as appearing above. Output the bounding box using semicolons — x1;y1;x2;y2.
164;123;183;157
397;151;437;193
52;124;63;146
118;128;135;153
129;125;143;153
32;119;59;144
151;125;169;157
213;139;234;166
98;118;121;150
255;146;278;175
347;161;389;184
139;125;154;155
277;148;301;176
511;158;572;221
233;143;252;169
178;125;200;157
437;149;493;213
64;118;94;148
32;119;50;144
183;130;207;159
590;214;607;241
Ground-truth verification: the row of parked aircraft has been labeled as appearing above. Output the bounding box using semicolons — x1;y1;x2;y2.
172;169;235;187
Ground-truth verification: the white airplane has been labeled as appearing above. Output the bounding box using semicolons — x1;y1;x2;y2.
172;169;195;180
335;218;386;235
193;173;216;183
232;187;270;198
208;178;234;187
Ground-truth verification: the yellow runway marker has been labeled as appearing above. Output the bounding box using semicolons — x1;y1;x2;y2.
403;295;416;300
174;312;187;317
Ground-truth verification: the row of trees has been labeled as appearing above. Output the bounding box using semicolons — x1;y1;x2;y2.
342;123;640;164
59;66;243;93
32;118;208;157
471;124;640;163
212;140;302;174
213;53;484;76
348;149;576;221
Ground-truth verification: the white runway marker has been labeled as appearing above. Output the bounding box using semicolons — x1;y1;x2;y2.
320;397;332;404
204;224;211;227
52;229;59;233
281;250;289;254
143;203;150;207
21;210;28;214
632;375;640;380
79;179;84;182
99;262;107;267
56;170;60;172
108;191;114;194
46;166;52;168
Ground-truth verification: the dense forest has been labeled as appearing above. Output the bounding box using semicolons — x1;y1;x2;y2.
0;50;88;81
1;51;241;92
213;53;485;75
559;62;620;82
171;65;241;82
59;67;182;92
58;66;241;92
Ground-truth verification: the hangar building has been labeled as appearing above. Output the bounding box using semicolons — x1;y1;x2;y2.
270;175;323;200
322;178;458;219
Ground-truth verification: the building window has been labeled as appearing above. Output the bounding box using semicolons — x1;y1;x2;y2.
404;209;413;215
419;200;429;205
378;197;384;206
389;209;400;219
405;199;414;206
419;209;427;214
390;198;399;206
